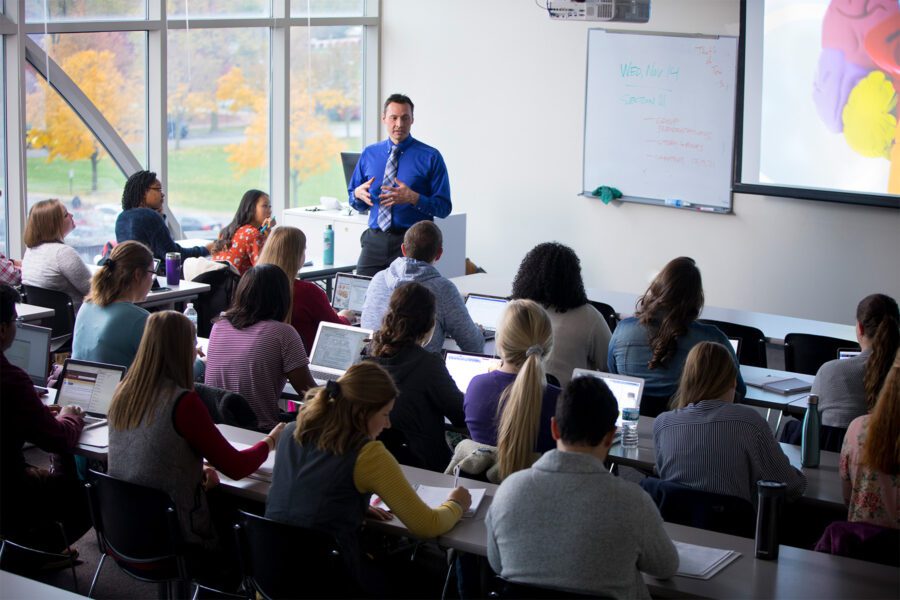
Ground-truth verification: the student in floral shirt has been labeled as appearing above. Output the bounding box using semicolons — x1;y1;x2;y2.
211;190;274;275
840;349;900;529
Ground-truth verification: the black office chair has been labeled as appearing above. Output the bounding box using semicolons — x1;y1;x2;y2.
378;428;424;469
783;333;860;376
640;477;756;538
85;470;191;599
21;285;76;354
234;510;351;599
194;383;259;431
491;577;601;599
588;300;620;333
0;521;80;592
191;268;240;338
698;319;768;368
639;394;671;419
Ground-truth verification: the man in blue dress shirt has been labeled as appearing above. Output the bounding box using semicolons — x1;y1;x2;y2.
348;94;452;276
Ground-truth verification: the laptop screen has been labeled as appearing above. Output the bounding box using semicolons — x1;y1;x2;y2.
728;338;741;356
837;349;861;360
7;323;52;386
444;351;501;393
309;323;372;372
571;369;645;427
465;294;508;332
57;360;126;417
341;152;361;188
332;273;372;313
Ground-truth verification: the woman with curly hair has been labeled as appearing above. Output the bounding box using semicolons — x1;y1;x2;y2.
366;282;466;471
512;242;611;387
607;257;744;417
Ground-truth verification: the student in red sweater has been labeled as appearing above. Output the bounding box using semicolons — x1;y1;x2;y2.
210;189;275;275
0;284;90;551
258;225;355;351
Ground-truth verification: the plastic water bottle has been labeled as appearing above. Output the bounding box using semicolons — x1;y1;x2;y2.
801;394;820;468
323;225;334;265
183;303;198;334
621;407;640;449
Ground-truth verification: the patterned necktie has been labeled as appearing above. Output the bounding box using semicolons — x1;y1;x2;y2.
377;145;400;232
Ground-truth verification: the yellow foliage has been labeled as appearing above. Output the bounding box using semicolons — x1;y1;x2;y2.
216;66;257;111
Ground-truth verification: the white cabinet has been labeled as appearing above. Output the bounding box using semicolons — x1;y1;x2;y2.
281;208;467;278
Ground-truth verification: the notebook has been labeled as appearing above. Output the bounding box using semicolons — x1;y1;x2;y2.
837;348;861;360
571;369;645;428
307;322;373;384
7;322;52;387
331;272;372;314
444;350;502;393
464;294;509;340
744;373;812;395
370;485;487;519
56;359;127;429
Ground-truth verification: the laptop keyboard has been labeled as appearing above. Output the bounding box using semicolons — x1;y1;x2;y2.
310;370;340;383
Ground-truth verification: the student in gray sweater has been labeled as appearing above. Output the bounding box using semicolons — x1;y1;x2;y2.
486;376;678;598
360;221;483;354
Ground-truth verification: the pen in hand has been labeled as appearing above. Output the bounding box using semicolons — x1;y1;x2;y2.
453;464;460;487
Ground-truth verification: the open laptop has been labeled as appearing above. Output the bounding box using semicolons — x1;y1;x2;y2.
444;350;502;393
307;322;373;384
331;272;372;316
571;369;645;428
728;337;741;357
56;359;127;429
837;348;861;360
7;322;52;389
464;294;509;340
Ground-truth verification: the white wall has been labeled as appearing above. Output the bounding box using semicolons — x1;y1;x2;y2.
381;0;900;325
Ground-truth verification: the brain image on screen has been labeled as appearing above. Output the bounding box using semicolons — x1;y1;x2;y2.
812;0;900;193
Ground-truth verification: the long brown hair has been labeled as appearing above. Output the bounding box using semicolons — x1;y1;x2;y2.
857;294;900;410
257;226;306;322
861;349;900;475
495;299;553;481
294;362;398;454
670;342;737;409
87;241;153;307
108;311;195;430
636;257;704;370
369;283;436;357
24;199;66;248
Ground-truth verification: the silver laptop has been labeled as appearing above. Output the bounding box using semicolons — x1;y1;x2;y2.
444;350;501;394
56;359;127;429
571;369;645;428
331;272;372;314
307;322;373;384
837;348;861;360
464;293;509;340
8;322;52;388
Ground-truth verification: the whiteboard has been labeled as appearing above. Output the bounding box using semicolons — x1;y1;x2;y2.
583;30;738;211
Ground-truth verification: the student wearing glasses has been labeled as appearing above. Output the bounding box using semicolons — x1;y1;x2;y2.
21;198;92;312
71;241;155;369
115;170;211;267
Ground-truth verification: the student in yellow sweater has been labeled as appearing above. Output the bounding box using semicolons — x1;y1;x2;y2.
265;361;471;593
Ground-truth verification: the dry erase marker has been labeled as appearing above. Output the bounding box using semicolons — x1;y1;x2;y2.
695;206;715;212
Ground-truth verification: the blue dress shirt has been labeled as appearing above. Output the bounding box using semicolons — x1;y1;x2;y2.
348;136;452;230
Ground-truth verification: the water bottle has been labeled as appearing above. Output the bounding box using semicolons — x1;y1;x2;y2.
801;394;820;468
323;225;334;266
183;303;198;336
755;481;787;560
621;407;640;449
165;251;181;286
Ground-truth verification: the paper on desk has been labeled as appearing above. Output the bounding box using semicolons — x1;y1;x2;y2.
673;541;740;580
370;485;486;519
229;441;275;482
79;427;109;448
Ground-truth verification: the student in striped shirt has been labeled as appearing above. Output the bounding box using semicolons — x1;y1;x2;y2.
653;341;806;504
205;265;317;430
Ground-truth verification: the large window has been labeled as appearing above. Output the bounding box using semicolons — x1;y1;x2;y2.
25;1;146;22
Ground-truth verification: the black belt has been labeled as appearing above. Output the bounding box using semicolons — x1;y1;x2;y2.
371;227;409;236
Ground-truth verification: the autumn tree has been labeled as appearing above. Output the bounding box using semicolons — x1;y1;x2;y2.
27;49;136;191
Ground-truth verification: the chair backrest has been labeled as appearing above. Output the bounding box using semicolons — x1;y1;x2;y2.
86;470;184;566
494;577;599;599
698;319;768;368
21;285;76;341
815;521;900;567
377;427;424;469
638;394;671;419
588;300;619;333
191;269;240;338
640;477;755;538
235;510;349;599
783;333;860;376
194;383;259;431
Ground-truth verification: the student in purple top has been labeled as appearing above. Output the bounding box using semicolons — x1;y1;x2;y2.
205;265;316;430
464;299;560;481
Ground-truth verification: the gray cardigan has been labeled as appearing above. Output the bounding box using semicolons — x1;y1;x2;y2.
486;450;678;598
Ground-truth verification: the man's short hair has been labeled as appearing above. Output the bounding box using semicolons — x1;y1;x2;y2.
383;93;414;115
403;221;442;263
556;376;619;446
0;284;21;325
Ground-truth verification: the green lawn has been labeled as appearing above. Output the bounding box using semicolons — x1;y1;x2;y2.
27;136;360;214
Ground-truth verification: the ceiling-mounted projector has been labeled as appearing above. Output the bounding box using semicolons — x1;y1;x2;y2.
546;0;650;22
